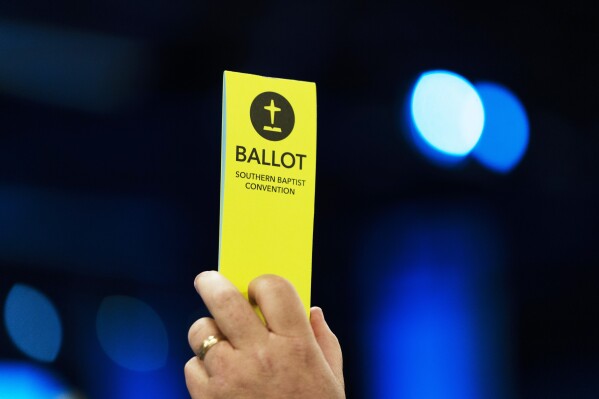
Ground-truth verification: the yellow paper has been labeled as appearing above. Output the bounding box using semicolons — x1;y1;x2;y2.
219;71;316;316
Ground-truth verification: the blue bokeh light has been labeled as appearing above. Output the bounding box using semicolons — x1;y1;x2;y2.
473;82;529;173
110;365;185;399
3;284;62;362
410;70;484;158
360;206;510;399
96;295;169;372
0;361;69;398
375;267;478;399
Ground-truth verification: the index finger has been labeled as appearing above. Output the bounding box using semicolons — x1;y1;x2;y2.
195;271;268;348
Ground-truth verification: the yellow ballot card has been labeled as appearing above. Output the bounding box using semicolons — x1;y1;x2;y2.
219;71;317;316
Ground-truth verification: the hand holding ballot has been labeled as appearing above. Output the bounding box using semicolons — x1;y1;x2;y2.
185;71;335;397
184;271;345;399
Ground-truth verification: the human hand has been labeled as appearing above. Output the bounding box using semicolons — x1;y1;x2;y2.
184;271;345;399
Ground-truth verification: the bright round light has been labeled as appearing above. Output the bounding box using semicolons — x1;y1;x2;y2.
3;284;62;362
472;82;529;173
96;295;168;372
411;70;485;157
0;361;70;398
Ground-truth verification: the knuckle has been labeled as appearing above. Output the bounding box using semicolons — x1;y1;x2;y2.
184;358;195;376
210;285;239;306
254;347;276;374
329;331;341;347
204;344;232;374
276;337;313;367
290;338;311;357
205;345;224;365
260;274;293;295
188;317;213;345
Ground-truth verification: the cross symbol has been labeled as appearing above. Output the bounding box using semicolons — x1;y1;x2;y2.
264;99;281;125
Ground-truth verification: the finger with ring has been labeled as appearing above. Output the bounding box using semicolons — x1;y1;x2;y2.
198;334;224;360
188;317;224;358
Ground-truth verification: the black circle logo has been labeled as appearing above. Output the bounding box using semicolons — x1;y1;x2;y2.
250;92;295;141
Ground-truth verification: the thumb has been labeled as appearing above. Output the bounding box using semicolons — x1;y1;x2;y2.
310;307;344;387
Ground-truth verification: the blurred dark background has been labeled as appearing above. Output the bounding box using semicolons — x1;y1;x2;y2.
1;1;597;398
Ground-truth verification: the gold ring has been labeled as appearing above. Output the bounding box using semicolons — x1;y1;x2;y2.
198;335;223;361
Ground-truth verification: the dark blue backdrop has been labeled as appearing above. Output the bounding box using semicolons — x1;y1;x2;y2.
1;1;597;398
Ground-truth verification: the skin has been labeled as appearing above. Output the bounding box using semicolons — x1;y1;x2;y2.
185;271;345;399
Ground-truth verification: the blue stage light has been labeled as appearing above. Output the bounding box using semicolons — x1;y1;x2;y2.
360;207;510;399
472;82;529;173
110;367;186;399
3;284;62;362
96;295;168;372
374;267;478;399
0;362;70;398
410;70;484;159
